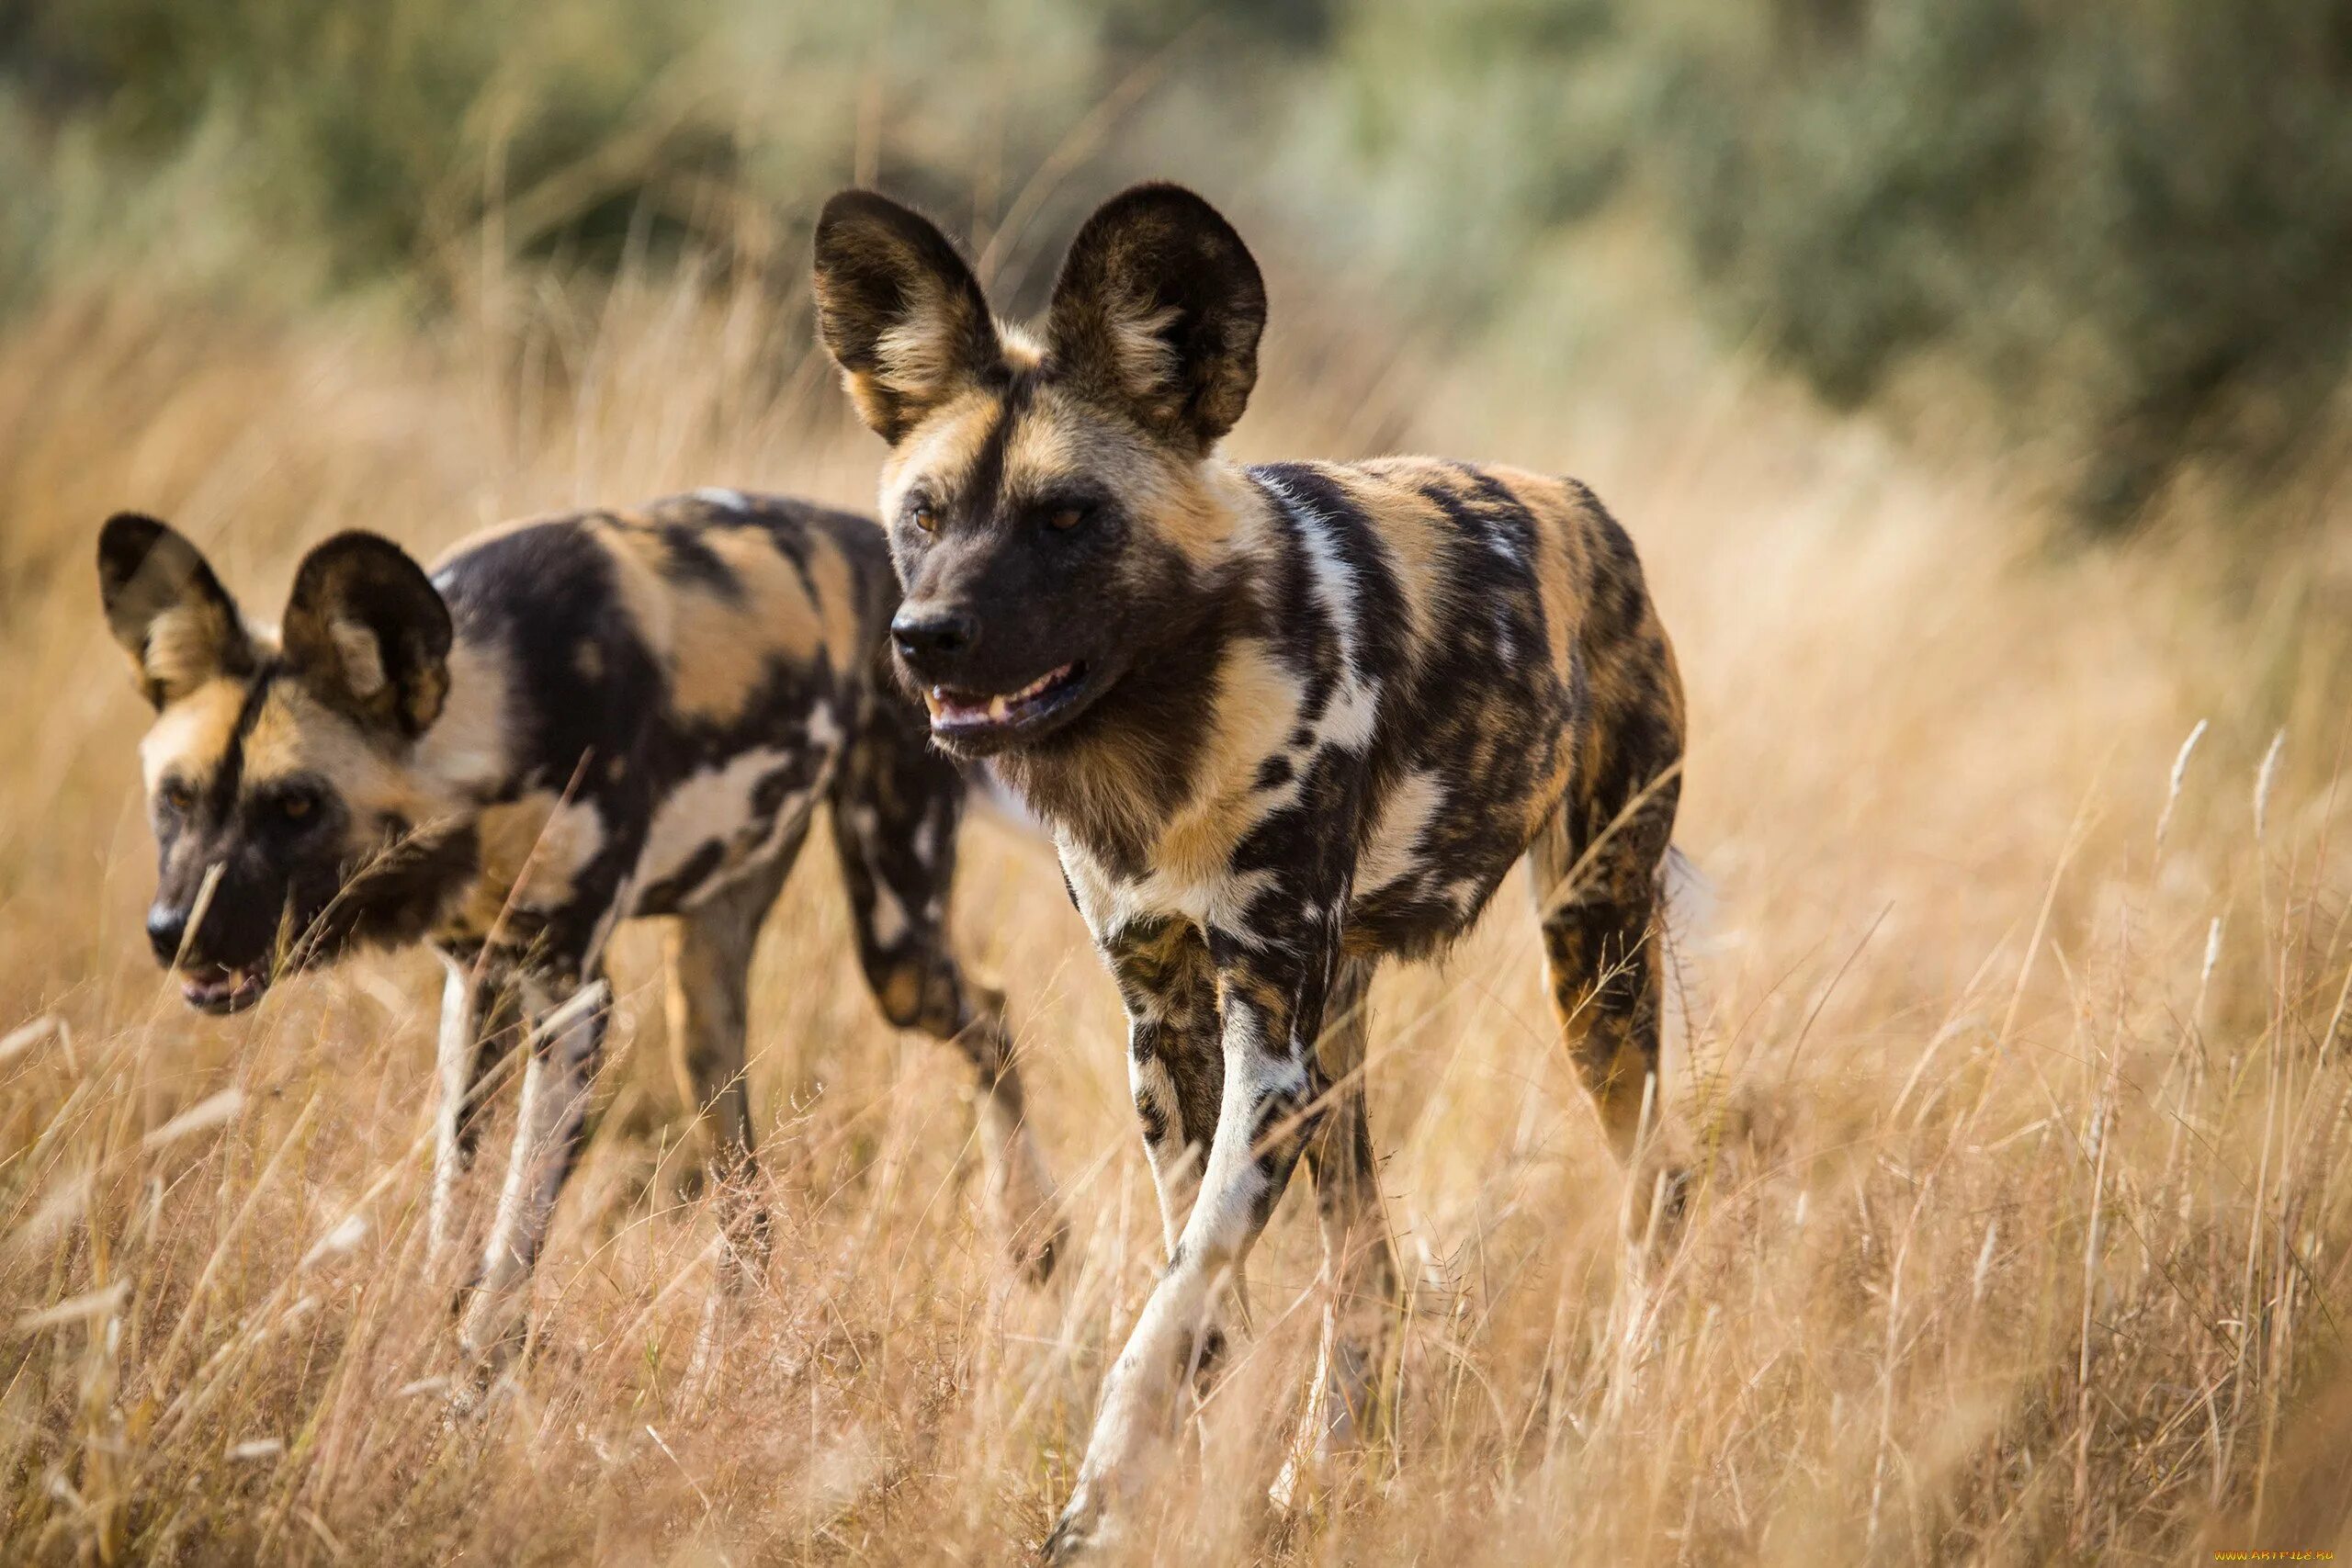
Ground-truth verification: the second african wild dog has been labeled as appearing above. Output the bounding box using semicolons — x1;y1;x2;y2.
813;185;1688;1556
97;491;1057;1371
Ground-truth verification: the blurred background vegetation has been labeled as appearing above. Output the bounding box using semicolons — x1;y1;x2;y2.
2;0;2347;531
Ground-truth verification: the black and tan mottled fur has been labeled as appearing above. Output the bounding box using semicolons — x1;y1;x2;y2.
98;491;1057;1371
813;184;1686;1557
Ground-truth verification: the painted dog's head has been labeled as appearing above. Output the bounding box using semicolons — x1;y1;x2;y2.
811;182;1265;761
98;516;476;1011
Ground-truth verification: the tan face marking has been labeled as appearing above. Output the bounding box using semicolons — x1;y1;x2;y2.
140;679;246;795
239;681;444;832
879;389;1003;520
883;380;1250;577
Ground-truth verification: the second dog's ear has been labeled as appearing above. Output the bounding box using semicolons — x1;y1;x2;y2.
279;533;452;739
1046;183;1266;455
97;513;254;707
812;190;1001;444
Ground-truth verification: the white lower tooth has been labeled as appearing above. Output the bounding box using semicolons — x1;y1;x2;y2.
988;694;1009;721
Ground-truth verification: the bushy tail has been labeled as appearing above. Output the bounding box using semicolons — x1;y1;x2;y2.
1657;844;1716;1077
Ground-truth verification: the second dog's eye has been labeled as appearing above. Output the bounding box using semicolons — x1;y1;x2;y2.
1046;503;1091;533
268;789;322;827
908;501;937;534
159;779;196;815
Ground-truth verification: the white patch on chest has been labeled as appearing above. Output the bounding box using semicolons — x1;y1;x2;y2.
1065;837;1280;952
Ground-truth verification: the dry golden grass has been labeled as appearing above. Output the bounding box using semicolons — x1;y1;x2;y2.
2;250;2347;1566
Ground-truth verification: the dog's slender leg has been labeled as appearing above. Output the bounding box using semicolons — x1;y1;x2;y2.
430;957;522;1262
664;841;800;1290
1275;953;1398;1507
932;984;1061;1278
458;971;608;1370
831;681;1058;1277
1046;909;1343;1561
430;957;480;1259
1103;918;1230;1370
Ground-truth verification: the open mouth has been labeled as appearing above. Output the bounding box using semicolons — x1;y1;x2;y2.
179;962;269;1015
922;661;1091;741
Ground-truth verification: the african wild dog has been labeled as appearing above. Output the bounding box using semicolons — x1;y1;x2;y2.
813;185;1688;1556
98;491;1058;1369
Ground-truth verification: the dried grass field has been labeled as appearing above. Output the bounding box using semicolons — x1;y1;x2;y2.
2;252;2348;1565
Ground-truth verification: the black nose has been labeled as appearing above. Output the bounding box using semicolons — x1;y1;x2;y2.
147;904;189;965
890;607;978;671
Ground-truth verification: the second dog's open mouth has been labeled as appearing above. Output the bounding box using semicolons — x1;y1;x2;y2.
922;661;1089;739
181;963;268;1015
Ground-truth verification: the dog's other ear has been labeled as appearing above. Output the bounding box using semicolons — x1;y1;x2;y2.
812;190;1001;444
97;513;254;707
1046;183;1266;456
279;532;452;739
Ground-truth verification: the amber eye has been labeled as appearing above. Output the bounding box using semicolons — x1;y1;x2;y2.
1047;505;1089;532
159;779;196;815
909;502;938;534
280;794;313;822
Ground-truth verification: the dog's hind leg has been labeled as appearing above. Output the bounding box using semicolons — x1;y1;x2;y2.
1277;953;1399;1506
829;688;1059;1277
1527;705;1686;1243
663;838;802;1290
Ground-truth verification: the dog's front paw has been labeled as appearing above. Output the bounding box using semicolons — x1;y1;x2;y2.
1040;1483;1120;1563
435;1355;514;1428
454;1291;528;1386
1011;1208;1069;1284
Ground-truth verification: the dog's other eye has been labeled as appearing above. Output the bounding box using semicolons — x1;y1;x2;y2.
1046;502;1092;533
907;500;938;535
269;789;322;826
158;778;196;815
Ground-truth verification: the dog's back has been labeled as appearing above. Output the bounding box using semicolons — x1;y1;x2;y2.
427;489;899;933
1242;457;1682;961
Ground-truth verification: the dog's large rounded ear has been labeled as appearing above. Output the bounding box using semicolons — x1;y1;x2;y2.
812;189;1001;444
1046;184;1266;456
97;513;254;708
279;532;452;739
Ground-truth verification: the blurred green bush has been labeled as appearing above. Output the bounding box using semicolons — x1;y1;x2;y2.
1650;0;2352;523
1295;0;2352;524
3;0;2346;525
